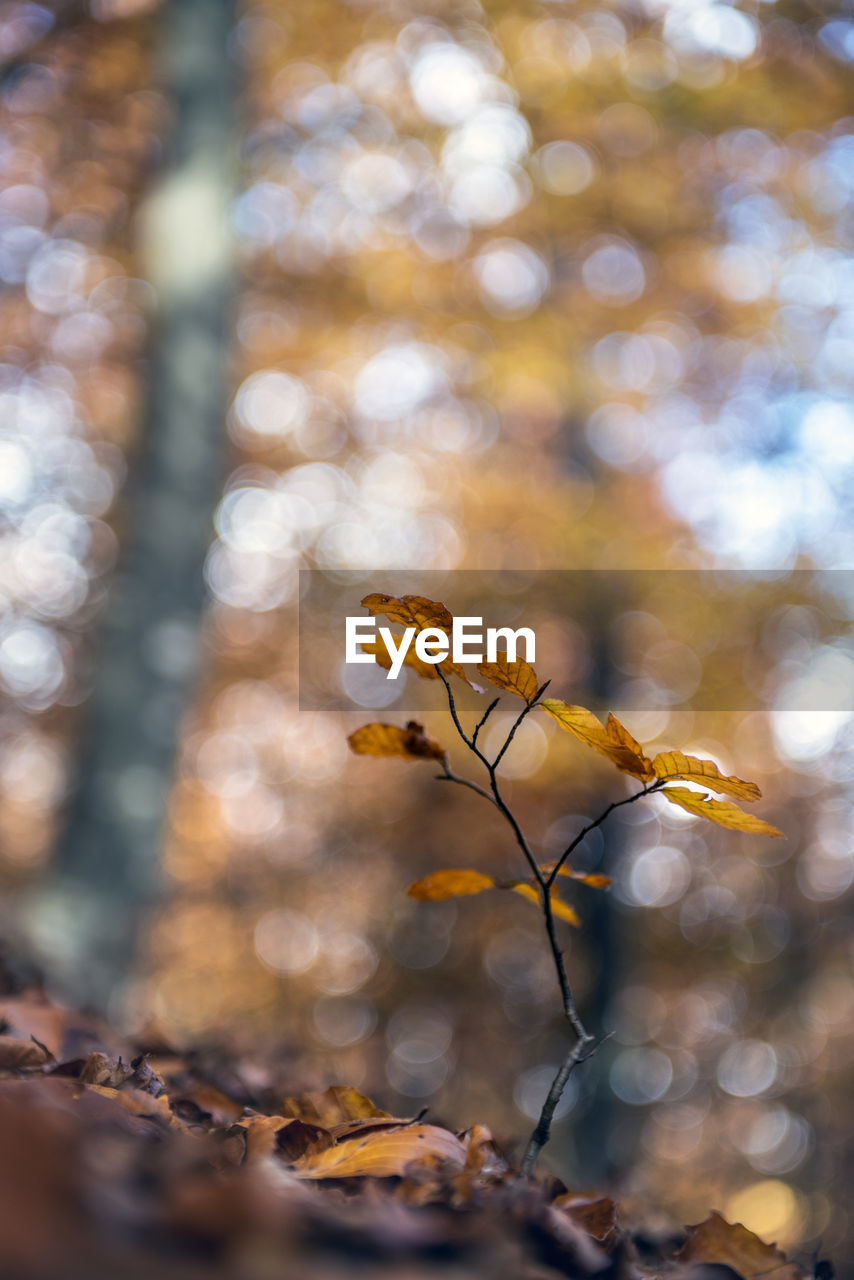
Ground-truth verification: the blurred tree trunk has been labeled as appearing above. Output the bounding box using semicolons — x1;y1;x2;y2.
27;0;236;1013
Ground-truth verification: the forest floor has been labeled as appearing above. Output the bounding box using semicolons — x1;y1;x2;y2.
0;960;826;1280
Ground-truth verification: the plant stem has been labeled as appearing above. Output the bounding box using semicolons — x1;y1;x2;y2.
432;671;657;1175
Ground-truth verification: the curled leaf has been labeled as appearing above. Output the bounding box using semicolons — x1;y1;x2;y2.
652;750;761;801
540;700;653;780
408;869;496;900
662;786;783;836
511;882;582;927
347;721;445;762
477;652;539;701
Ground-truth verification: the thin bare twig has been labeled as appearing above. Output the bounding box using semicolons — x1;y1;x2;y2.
492;680;550;771
436;759;498;807
546;779;665;888
472;698;500;747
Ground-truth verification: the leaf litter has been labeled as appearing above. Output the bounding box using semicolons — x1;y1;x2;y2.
0;975;826;1280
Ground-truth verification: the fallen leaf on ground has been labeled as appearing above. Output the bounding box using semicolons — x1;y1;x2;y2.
291;1123;467;1179
281;1085;390;1127
553;1191;619;1249
676;1211;804;1278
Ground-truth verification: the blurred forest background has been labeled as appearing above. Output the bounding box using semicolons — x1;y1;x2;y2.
0;0;853;1267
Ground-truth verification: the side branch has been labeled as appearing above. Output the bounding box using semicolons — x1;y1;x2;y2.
492;680;550;771
436;760;498;807
547;779;664;888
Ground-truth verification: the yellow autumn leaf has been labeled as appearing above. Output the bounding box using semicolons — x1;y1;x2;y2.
361;592;453;633
652;750;761;801
477;652;539;701
291;1123;467;1179
662;787;783;836
347;721;446;762
511;882;582;927
540;699;653;779
359;634;483;693
408;869;496;900
605;714;655;780
359;635;442;681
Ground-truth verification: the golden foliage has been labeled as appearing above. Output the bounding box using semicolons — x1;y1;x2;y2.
292;1123;467;1179
347;721;446;761
511;883;582;928
652;751;762;801
662;787;783;836
540;700;654;780
408;869;496;900
360;593;453;632
477;652;539;701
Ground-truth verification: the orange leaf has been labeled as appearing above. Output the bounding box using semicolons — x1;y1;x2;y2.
652;750;761;801
359;634;483;693
662;787;783;836
477;652;539;701
361;592;453;632
359;593;484;692
605;714;655;780
358;635;442;681
541;700;653;779
347;720;445;762
408;869;496;900
676;1211;800;1278
511;883;582;927
281;1085;390;1128
291;1123;467;1179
